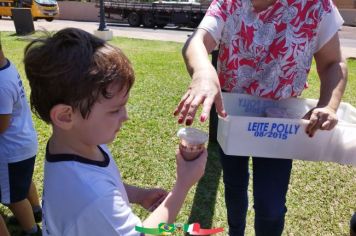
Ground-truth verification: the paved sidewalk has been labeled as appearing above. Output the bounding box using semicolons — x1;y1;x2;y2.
338;26;356;59
1;18;356;59
0;19;192;43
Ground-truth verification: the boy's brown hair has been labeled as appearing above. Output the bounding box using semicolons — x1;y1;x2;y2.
24;28;135;123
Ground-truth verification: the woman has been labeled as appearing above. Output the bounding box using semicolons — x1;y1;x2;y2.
174;0;348;235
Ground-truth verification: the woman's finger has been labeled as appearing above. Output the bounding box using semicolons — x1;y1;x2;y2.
321;116;338;130
320;120;331;130
200;97;214;122
214;92;227;118
306;111;319;136
178;94;194;124
185;95;205;125
174;90;191;116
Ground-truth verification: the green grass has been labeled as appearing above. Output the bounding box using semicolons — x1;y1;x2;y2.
1;32;355;236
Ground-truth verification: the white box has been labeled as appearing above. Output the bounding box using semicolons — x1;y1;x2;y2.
217;93;356;166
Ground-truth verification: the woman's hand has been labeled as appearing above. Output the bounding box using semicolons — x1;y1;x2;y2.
175;28;227;126
174;68;226;126
303;106;338;138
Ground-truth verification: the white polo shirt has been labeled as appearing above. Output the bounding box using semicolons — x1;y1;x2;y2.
42;144;143;236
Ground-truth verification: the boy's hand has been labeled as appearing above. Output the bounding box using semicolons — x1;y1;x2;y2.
175;148;207;191
140;188;168;212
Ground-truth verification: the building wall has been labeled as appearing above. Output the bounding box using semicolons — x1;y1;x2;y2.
334;0;356;9
57;1;99;21
333;0;356;26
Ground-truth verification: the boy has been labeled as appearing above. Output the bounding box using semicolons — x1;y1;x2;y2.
24;28;207;235
351;212;356;236
0;35;42;236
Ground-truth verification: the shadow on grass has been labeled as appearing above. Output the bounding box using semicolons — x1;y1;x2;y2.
187;141;222;229
187;104;223;229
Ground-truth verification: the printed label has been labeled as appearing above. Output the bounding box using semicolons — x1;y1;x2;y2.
247;121;300;140
18;74;25;98
238;98;277;114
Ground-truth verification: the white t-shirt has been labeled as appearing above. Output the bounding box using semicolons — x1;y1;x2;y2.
0;60;38;163
42;144;143;236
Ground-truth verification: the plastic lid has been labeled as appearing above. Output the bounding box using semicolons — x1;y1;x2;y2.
177;127;209;145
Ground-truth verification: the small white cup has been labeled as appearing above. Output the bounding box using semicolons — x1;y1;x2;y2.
177;127;209;161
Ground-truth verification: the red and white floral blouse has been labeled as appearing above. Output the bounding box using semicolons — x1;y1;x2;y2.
199;0;343;99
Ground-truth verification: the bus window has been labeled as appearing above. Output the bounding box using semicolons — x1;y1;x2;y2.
34;0;57;5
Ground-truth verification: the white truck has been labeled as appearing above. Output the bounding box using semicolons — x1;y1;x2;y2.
102;0;210;28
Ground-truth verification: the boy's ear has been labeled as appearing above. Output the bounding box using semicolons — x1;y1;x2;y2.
50;105;75;130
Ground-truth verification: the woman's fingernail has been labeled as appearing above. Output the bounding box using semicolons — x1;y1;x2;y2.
200;115;206;122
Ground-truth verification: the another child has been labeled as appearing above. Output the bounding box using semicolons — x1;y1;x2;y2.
0;215;10;236
351;212;356;236
24;28;207;236
0;36;42;235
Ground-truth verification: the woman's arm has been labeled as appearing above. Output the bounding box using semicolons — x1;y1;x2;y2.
306;32;348;137
174;29;226;126
182;29;217;76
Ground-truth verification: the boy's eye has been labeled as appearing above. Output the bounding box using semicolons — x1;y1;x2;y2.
110;108;121;114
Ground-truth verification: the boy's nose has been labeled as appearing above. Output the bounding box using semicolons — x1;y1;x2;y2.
122;115;129;122
121;108;129;122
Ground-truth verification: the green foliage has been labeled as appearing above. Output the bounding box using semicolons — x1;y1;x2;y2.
0;32;355;236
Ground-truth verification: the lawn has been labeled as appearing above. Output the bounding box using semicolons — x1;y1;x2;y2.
0;31;355;236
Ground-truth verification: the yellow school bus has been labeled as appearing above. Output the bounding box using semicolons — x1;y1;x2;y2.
0;0;59;21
